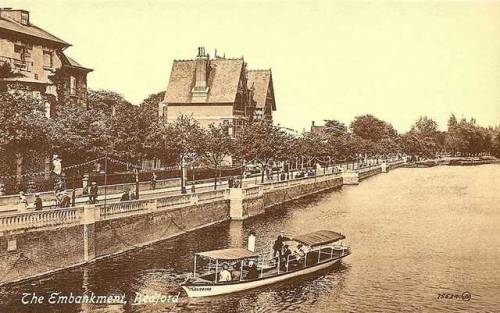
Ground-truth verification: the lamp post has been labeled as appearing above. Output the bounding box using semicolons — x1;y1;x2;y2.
180;155;187;194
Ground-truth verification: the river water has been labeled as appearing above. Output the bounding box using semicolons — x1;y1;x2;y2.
1;165;499;312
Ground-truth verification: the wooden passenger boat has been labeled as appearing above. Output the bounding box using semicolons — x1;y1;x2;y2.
181;230;350;298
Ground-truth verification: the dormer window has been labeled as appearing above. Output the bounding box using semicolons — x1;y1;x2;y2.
21;12;29;25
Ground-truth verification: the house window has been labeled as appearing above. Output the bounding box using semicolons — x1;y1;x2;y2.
21;12;29;25
43;51;53;68
14;45;24;57
70;76;77;95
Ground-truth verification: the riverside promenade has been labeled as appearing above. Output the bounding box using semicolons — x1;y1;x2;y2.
0;159;404;286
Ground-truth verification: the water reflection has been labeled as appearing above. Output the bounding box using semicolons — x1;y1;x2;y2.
1;165;499;312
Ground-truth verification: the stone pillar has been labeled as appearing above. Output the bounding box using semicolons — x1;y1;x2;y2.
81;205;99;262
82;174;89;195
342;170;359;185
228;188;246;220
381;162;388;173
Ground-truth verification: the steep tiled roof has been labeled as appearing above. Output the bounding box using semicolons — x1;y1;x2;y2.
0;16;70;46
164;58;244;104
61;54;93;72
247;69;272;109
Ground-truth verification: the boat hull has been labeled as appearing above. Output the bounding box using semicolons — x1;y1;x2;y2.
182;257;343;298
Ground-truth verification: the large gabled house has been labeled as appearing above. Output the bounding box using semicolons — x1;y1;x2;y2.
0;8;92;114
160;47;276;135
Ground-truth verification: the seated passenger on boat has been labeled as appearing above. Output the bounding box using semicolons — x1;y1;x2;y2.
231;263;241;281
281;245;292;268
218;264;232;282
291;243;306;263
246;261;258;280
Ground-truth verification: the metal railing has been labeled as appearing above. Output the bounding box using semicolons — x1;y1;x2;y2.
0;56;32;73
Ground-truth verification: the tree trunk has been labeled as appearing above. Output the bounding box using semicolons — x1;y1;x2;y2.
44;154;51;179
15;152;23;190
214;165;218;190
261;164;266;183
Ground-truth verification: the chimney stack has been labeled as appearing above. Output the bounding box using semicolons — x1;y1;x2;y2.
192;46;210;102
0;8;30;25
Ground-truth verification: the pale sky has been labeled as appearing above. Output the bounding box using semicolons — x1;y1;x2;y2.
5;0;500;132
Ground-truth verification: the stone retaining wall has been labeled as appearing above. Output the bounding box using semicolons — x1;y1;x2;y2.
0;161;404;286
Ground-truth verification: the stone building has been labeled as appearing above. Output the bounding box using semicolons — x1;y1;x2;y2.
160;47;276;135
0;8;92;114
310;121;326;136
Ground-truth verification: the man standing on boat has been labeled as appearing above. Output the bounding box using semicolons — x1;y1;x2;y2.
273;231;291;260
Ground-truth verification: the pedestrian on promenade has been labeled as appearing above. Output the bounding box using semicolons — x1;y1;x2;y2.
34;193;43;211
130;190;137;200
54;191;62;208
89;182;98;204
60;191;71;208
191;183;196;193
18;191;28;212
120;189;130;201
150;172;157;190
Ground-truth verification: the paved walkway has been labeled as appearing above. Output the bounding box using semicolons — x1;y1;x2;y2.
2;162;378;215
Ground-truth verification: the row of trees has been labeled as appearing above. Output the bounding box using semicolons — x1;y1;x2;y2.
1;89;499;182
401;115;499;157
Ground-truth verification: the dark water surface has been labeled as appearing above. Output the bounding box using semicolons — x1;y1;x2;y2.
1;165;499;312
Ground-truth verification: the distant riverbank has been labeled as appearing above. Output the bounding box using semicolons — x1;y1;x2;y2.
404;156;499;168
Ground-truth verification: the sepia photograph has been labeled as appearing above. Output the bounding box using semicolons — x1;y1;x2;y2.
0;0;499;312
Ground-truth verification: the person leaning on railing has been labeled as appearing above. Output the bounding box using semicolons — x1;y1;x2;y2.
89;182;98;204
34;193;43;211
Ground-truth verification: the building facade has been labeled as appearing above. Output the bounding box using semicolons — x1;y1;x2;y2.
0;8;92;114
160;47;276;135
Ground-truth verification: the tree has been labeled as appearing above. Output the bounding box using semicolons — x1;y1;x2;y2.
87;89;132;113
447;113;457;129
47;106;111;165
350;114;397;143
402;116;441;157
492;127;500;157
235;121;289;182
145;114;205;166
0;91;51;184
296;131;327;168
444;116;493;156
137;91;164;160
323;119;347;137
200;124;234;189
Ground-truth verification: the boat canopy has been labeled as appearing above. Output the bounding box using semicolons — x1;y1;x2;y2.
195;248;259;260
293;230;345;248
